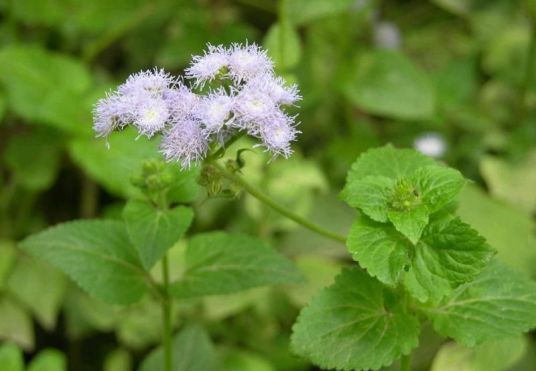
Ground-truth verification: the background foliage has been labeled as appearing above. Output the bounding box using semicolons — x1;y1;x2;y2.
0;0;536;370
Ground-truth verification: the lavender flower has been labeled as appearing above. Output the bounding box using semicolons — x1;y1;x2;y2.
160;119;208;168
227;43;273;83
198;89;234;136
185;44;229;88
93;42;301;169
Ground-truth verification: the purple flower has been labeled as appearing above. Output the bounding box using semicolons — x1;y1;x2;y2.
256;111;299;158
185;44;229;88
227;43;273;83
164;83;200;119
160;119;208;169
132;97;170;138
118;68;176;98
198;89;235;137
93;92;132;138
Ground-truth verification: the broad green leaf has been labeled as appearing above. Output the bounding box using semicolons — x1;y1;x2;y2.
347;217;410;286
123;201;193;270
404;216;494;303
348;215;494;301
6;255;67;330
0;46;92;134
28;349;66;371
412;166;465;213
0;298;34;350
425;261;536;346
343;50;436;120
19;220;148;305
139;325;220;371
341;175;393;222
4;129;62;191
264;21;302;71
387;205;429;244
0;343;23;371
345;145;435;185
69;129;198;201
431;337;527;371
457;185;536;278
291;267;419;370
170;232;302;299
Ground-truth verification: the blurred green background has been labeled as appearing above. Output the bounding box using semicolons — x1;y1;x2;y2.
1;0;536;370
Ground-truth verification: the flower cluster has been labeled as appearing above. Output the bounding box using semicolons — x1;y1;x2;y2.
93;43;301;168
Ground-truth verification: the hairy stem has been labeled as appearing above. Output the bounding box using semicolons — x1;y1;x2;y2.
214;162;347;243
161;253;172;371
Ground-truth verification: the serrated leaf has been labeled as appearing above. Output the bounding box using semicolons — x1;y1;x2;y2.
343;50;436;120
388;205;429;244
425;260;536;346
347;215;494;302
404;216;494;303
291;267;419;370
341;175;393;222
19;220;148;305
347;217;410;286
28;349;66;371
123;201;193;270
139;325;220;371
170;232;302;299
0;343;24;371
412;166;465;214
345;145;435;185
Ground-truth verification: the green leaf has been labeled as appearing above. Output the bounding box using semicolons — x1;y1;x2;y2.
0;343;24;371
4;129;62;191
431;336;527;371
223;350;275;371
104;348;132;371
6;255;67;330
425;260;536;346
19;220;148;305
28;349;66;371
340;175;394;222
412;166;466;213
139;325;220;371
170;232;303;299
0;46;92;134
343;50;436;120
263;21;302;71
347;217;410;286
344;145;435;186
291;267;419;370
347;215;494;302
387;205;429;244
123;201;193;270
404;216;494;303
0;298;34;350
0;240;17;289
457;184;536;278
69;129;198;201
286;0;367;25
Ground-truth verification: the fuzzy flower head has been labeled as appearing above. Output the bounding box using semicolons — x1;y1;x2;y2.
93;42;301;169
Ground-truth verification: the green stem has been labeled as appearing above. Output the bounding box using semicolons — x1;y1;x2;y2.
400;353;412;371
161;253;172;371
213;162;347;243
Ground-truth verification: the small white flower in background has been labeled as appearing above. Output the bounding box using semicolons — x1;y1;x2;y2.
93;43;301;168
373;21;401;50
414;133;447;158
